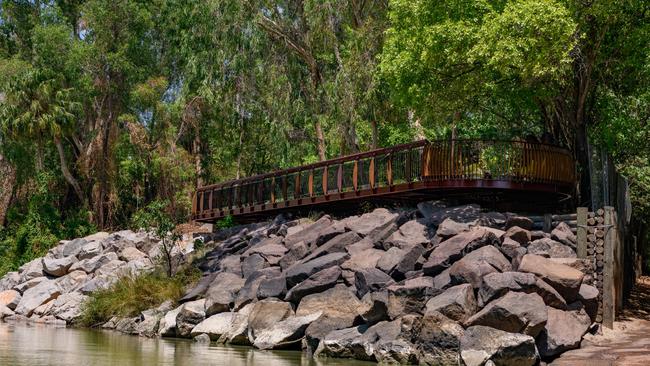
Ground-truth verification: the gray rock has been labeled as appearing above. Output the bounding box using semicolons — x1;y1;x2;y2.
180;272;218;302
158;305;183;337
78;274;118;294
518;254;584;302
424;284;477;322
355;268;393;298
204;272;245;315
15;280;61;316
478;271;567;309
433;268;453;290
61;238;88;257
283;216;341;248
218;303;255;345
77;241;103;260
241;254;268;279
119;247;147;262
247;299;294;341
465;292;548;337
314;325;372;361
360;291;390;325
422;228;499;276
176;299;206;337
416;200;447;219
0;304;14;319
460;325;539;366
70;252;119;274
551;222;576;247
346;208;399;237
449;245;512;288
286;266;341;303
304;314;356;354
503;226;530;245
536;307;591;358
499;237;525;260
190;312;247;340
257;276;287;299
0;272;20;291
429;204;482;225
386;276;438;319
412;312;465;365
528;238;576;258
253;312;323;349
385;219;433;249
42;255;78;277
14;276;47;294
577;284;599;321
18;259;44;282
55;270;89;293
49;292;87;322
95;259;127;277
242;238;287;265
436;218;471;240
278;241;310;270
297;285;368;324
505;216;534;230
389;244;425;280
285;252;349;289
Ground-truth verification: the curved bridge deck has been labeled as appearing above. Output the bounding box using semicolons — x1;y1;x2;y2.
192;140;576;222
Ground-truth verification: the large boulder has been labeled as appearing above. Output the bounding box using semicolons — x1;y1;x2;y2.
355;268;394;298
234;268;280;310
204;272;245;315
241;254;268;279
435;218;471;240
314;325;372;361
527;238;576;258
283;216;343;248
0;271;21;291
55;270;89;293
257;276;287;299
49;291;87;322
70;252;119;274
386;276;438;319
158;305;183;337
18;259;44;282
247;299;294;341
242;238;287;265
14;280;61;316
385;219;433;249
253;312;323;350
341;248;384;272
478;271;567;309
448;245;512;288
377;244;424;280
505;216;534;230
77;241;103;260
60;238;88;257
0;289;21;310
175;299;206;337
577;284;599;321
536;307;591;358
460;325;539;366
345;208;399;237
423;228;499;276
428;204;482;225
424;284;477;322
119;247;147;262
297;285;368;324
503;226;530;245
518;254;584;302
298;231;362;264
285;266;341;303
43;256;77;277
465;292;548;337
285;252;349;289
551;222;576;247
190;312;247;340
412;312;465;365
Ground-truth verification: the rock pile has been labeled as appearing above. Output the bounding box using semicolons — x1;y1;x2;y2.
0;230;169;325
0;203;598;365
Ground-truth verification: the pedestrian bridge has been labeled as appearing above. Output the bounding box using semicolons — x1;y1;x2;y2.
192;139;576;222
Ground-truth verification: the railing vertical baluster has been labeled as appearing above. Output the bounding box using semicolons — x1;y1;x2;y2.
369;158;375;189
309;170;314;197
271;177;276;204
337;164;343;192
387;155;393;187
322;166;328;195
353;161;358;191
282;175;288;202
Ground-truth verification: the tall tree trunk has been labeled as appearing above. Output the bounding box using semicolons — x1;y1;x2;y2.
54;136;85;204
194;128;203;188
371;120;379;149
408;109;425;141
315;120;327;161
0;154;15;226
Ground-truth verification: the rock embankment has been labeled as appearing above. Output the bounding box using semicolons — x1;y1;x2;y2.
0;202;598;365
0;230;186;325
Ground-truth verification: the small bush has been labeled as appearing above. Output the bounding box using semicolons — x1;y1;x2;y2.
77;267;200;327
216;215;235;230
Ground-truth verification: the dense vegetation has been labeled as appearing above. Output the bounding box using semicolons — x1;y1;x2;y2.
0;1;648;272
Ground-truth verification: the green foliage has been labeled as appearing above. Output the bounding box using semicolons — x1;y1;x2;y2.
77;267;201;327
216;215;236;230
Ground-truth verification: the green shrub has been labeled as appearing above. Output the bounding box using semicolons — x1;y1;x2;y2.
216;215;235;230
77;266;201;327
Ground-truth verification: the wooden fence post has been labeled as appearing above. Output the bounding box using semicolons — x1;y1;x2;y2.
577;207;588;259
603;206;616;329
543;214;552;232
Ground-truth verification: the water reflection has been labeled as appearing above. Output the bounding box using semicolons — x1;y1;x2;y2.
0;322;374;366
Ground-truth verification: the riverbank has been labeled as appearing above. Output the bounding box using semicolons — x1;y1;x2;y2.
0;202;600;365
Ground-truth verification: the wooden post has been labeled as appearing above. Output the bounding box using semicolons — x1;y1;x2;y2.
353;161;358;191
603;206;616;329
369;158;375;190
577;207;588;258
337;164;343;192
270;177;276;204
308;170;314;197
322;166;328;195
543;213;552;232
387;156;393;186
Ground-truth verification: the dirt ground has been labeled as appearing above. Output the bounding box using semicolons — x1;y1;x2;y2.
551;276;650;366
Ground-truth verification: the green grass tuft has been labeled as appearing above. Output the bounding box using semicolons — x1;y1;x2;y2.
77;267;201;327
